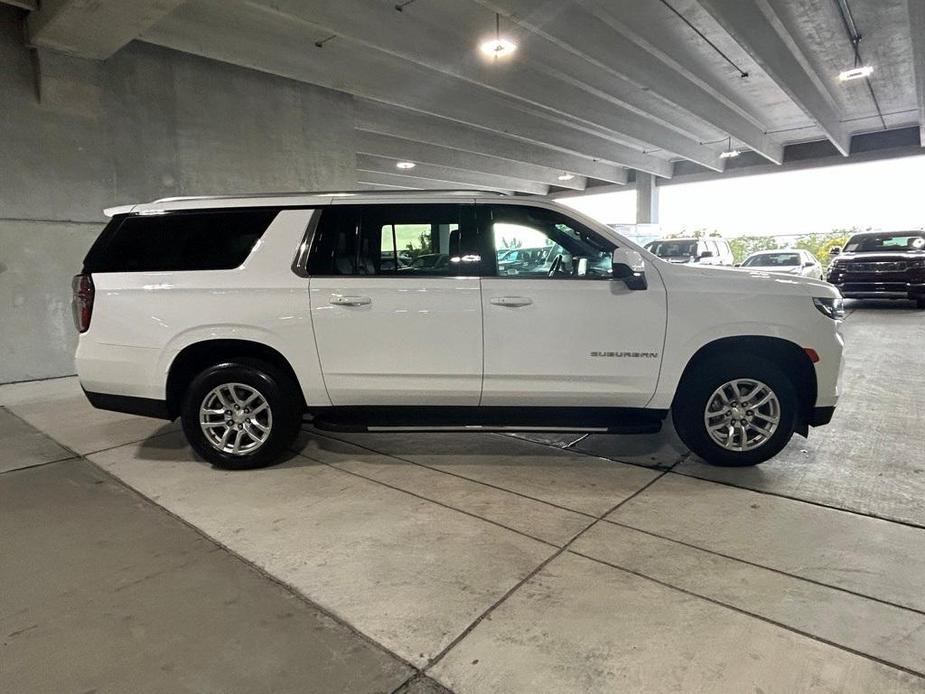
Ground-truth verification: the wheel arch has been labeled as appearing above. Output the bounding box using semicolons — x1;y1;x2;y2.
166;339;305;418
672;335;817;434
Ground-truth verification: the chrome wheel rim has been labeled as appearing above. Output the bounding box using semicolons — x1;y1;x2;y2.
703;379;780;452
199;383;272;456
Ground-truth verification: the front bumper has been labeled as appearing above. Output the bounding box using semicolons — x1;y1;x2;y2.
827;267;925;300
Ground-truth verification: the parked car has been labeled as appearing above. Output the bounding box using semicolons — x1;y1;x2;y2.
645;237;734;266
74;191;844;470
826;231;925;308
496;246;549;274
739;250;823;279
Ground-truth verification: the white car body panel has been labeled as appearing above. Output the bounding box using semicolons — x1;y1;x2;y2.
75;191;844;430
309;276;483;405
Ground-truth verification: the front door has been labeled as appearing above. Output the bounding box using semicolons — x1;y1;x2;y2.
478;203;667;407
309;202;483;406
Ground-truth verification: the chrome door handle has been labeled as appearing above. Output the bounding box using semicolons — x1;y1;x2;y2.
329;295;372;306
490;296;533;307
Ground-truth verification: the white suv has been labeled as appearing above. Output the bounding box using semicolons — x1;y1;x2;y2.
73;191;845;470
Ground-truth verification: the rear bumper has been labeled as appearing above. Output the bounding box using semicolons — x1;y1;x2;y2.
83;389;173;420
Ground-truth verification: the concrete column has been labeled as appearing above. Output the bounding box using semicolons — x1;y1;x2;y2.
635;172;660;224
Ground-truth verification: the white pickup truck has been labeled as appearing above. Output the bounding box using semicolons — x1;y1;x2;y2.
73;191;844;470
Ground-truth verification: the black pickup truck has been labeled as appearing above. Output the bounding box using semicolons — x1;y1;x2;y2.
827;231;925;308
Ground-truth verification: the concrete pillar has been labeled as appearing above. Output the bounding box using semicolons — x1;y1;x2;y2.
635;172;660;224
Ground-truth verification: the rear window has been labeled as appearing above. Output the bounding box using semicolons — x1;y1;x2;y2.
82;209;278;273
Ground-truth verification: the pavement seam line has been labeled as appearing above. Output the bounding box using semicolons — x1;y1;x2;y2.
566;548;925;680
494;430;684;470
599;516;925;617
670;468;925;531
423;469;673;673
305;428;607;520
289;446;562;549
0;404;180;459
83;456;421;676
0;455;79;476
4;420;421;679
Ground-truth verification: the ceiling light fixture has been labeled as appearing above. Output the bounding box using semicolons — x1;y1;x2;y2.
395;161;416;169
479;13;517;59
838;65;873;81
557;173;575;181
719;136;740;159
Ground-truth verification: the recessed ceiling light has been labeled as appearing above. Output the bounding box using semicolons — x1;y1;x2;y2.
395;161;416;169
838;65;873;81
480;37;517;58
557;173;575;181
480;13;516;59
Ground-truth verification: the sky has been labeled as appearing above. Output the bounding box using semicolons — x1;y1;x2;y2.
560;153;925;239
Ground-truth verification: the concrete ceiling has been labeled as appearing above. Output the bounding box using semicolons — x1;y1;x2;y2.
19;0;925;193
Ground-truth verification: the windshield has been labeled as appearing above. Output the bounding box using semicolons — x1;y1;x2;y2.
843;233;925;253
742;252;801;267
646;240;697;258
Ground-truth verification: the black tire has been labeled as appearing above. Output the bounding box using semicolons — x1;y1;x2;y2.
180;358;303;470
672;355;798;467
916;298;925;309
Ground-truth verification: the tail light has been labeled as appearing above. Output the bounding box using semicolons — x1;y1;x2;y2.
72;274;95;333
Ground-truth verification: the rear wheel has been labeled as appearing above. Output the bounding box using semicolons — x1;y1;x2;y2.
916;298;925;309
672;356;798;466
181;359;302;470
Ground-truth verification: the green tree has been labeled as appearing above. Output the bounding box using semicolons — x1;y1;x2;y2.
795;229;855;267
728;235;779;265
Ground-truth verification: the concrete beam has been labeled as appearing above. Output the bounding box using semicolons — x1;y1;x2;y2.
357;154;549;196
635;172;659;225
480;0;784;165
357;101;628;185
27;0;186;60
239;0;724;171
357;171;515;195
909;0;925;147
142;0;672;177
696;0;851;156
356;131;586;191
1;1;37;10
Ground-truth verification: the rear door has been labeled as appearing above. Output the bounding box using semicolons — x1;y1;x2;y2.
308;203;484;405
478;203;667;407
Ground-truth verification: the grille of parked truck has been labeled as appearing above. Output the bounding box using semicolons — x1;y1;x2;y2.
73;191;845;470
826;231;925;308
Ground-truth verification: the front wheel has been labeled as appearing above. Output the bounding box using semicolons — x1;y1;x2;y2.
181;359;303;470
672;356;798;466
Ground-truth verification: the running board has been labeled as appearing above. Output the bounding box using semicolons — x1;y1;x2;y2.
309;406;666;435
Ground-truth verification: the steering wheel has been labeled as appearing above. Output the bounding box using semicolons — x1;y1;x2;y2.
547;254;563;278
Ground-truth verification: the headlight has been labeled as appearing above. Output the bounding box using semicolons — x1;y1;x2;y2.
813;297;845;320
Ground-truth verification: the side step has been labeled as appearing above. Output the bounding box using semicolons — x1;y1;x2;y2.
309;406;666;435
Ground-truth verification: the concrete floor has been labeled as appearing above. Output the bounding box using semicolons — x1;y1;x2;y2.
1;301;924;693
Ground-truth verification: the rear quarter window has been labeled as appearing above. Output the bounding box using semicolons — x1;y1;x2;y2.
82;209;279;273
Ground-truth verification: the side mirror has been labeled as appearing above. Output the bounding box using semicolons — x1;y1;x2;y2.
612;248;647;290
829;246;841;256
803;261;814;268
699;250;714;258
734;263;742;267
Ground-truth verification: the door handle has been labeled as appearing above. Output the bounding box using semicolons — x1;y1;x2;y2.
329;295;372;306
490;296;533;307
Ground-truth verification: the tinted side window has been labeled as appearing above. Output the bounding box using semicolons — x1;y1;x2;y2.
307;204;480;276
83;210;277;273
483;205;615;279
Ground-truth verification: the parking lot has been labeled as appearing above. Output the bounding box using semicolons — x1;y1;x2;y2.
2;300;923;693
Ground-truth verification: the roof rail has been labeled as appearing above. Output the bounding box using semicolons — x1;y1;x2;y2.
150;189;511;204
